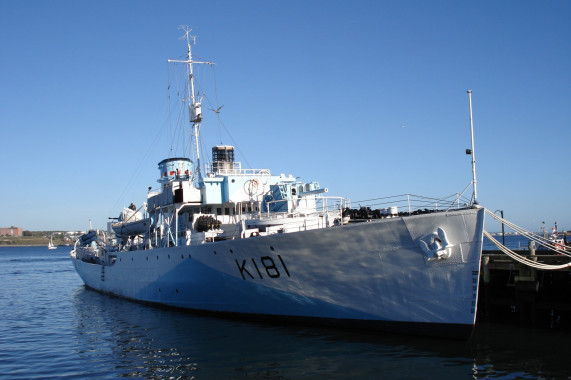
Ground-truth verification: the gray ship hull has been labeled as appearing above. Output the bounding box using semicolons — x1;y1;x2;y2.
72;207;485;339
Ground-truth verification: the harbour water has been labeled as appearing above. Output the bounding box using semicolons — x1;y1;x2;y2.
1;246;570;379
483;234;532;251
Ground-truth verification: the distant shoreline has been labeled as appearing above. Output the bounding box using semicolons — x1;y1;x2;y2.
0;236;70;247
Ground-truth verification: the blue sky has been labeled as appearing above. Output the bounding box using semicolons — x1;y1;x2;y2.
1;1;569;233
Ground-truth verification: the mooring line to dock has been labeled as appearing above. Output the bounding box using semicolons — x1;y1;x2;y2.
484;208;570;256
483;208;571;270
483;231;571;270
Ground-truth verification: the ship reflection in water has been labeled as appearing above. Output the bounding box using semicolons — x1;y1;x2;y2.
70;285;571;379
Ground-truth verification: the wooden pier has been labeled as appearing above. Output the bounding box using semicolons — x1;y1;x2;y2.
478;248;571;329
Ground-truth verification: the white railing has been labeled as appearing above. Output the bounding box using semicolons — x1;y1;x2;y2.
263;196;347;218
206;162;272;177
349;193;473;214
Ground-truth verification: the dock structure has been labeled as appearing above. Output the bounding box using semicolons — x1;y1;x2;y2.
478;247;571;328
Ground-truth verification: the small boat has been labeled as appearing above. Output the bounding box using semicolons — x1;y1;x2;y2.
48;234;57;250
111;204;151;239
549;222;568;251
71;28;485;339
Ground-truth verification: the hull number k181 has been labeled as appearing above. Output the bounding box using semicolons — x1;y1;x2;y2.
236;255;290;280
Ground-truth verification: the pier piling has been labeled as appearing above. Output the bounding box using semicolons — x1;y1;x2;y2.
478;249;571;329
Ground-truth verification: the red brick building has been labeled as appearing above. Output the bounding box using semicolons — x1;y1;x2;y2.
0;226;23;236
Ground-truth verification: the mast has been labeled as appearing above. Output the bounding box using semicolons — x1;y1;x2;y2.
466;90;478;204
167;27;214;183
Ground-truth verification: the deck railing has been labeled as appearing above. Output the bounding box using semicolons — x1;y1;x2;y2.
350;193;473;214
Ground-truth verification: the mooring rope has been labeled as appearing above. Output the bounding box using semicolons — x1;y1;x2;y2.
484;208;571;257
483;208;571;270
483;231;571;270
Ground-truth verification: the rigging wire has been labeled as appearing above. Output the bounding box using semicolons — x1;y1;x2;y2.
212;66;223;145
109;99;177;215
193;64;253;170
166;62;195;160
112;60;194;215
